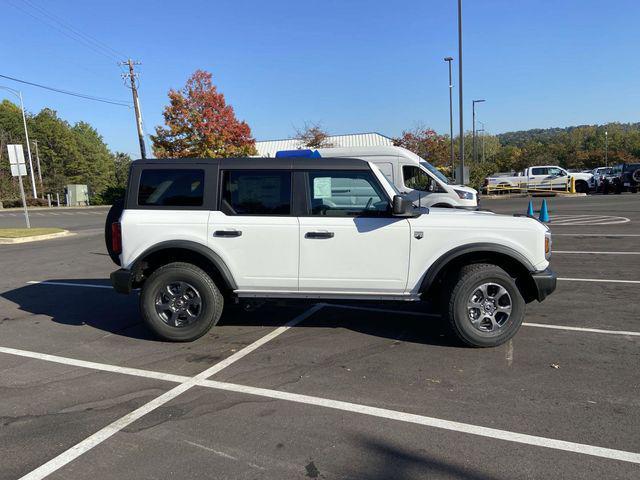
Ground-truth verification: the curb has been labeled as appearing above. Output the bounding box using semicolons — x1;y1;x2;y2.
0;230;74;244
0;206;110;212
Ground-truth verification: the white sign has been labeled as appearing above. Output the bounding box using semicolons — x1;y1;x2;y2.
313;177;332;198
7;144;27;177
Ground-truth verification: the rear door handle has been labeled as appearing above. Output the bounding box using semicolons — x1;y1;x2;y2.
305;231;334;239
214;230;242;237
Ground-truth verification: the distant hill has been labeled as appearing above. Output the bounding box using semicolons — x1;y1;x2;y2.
497;123;640;147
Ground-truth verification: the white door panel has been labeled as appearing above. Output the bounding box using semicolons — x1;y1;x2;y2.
299;217;410;293
208;211;298;291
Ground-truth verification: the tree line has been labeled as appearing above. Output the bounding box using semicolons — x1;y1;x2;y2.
394;123;640;189
0;99;131;205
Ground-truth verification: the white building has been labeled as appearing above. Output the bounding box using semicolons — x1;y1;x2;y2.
255;132;394;157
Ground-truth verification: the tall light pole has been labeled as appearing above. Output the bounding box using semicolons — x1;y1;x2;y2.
457;0;464;184
472;99;485;163
605;130;608;167
1;86;38;197
444;57;455;177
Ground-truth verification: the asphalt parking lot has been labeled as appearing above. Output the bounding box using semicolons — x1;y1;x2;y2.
1;196;639;479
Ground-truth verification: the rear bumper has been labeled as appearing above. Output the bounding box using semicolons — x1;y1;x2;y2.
531;268;557;302
110;268;133;294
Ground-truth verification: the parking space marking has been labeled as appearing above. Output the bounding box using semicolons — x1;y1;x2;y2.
558;277;640;284
555;251;640;255
553;234;640;237
0;346;190;383
549;215;630;226
14;305;323;480
27;280;113;289
322;305;640;337
523;323;640;337
3;342;640;467
199;379;640;465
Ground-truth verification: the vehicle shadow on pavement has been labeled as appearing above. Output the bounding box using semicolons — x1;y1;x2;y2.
2;282;456;347
340;434;503;480
1;280;155;341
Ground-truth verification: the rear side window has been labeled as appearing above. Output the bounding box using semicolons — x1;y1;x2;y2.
138;169;204;206
221;170;291;215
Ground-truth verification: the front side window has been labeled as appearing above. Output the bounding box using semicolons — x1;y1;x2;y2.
531;168;548;175
403;165;437;192
307;170;389;216
548;167;564;177
138;169;204;206
221;170;291;215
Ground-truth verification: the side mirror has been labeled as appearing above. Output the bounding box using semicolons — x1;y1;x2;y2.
392;195;414;216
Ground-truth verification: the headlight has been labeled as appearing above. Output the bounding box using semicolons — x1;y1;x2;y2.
454;189;474;200
545;232;552;259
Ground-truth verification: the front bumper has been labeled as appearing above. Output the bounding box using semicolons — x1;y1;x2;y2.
531;268;557;302
110;268;133;294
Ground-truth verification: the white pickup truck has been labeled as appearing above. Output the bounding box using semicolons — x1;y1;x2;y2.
485;166;593;194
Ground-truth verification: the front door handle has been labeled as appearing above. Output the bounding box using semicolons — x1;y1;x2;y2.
214;230;242;237
305;231;334;239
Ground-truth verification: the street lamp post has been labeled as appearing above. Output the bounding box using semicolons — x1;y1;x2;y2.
0;86;38;197
472;99;485;163
444;57;455;177
605;131;608;167
457;0;464;184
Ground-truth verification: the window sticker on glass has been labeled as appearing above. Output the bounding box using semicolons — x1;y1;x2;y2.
313;177;332;198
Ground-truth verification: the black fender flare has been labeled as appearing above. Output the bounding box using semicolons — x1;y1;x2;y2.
419;243;536;293
131;240;238;290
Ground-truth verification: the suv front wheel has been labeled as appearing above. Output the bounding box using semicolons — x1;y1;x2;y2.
140;262;224;341
444;263;525;347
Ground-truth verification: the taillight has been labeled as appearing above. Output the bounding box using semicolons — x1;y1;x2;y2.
111;222;122;255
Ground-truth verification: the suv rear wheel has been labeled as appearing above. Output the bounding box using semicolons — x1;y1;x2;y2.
444;263;525;347
140;262;223;341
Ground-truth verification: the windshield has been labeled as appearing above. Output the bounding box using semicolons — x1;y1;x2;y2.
419;161;449;184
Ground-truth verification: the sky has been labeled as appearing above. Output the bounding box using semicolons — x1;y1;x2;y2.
1;0;639;157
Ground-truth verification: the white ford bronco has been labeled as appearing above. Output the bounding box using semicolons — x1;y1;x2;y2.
106;157;556;347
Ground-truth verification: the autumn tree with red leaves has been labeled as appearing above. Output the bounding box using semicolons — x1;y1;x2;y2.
151;70;257;158
393;127;450;168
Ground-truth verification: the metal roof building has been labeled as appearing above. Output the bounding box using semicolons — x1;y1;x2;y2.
255;132;394;157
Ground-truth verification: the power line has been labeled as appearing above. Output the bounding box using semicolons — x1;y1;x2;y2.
0;73;132;107
20;0;128;60
6;0;125;64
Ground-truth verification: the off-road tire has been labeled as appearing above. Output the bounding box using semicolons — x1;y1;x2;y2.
105;198;124;265
140;262;223;341
443;263;525;347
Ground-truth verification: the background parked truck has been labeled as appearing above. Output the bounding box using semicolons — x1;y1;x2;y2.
483;166;593;194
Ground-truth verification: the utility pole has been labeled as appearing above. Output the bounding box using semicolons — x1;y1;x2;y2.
457;0;464;184
605;130;608;167
120;59;147;159
33;139;44;198
444;57;455;177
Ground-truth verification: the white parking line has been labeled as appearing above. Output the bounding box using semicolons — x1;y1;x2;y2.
27;280;112;289
14;304;324;480
199;379;640;464
523;323;640;337
558;277;640;284
553;233;640;237
555;251;640;255
2;343;639;467
322;305;640;336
